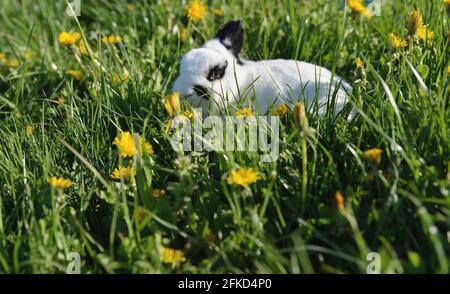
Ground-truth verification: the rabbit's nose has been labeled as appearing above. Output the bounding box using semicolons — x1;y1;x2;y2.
193;85;209;99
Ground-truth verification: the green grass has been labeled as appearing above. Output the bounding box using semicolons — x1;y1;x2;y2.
0;0;449;273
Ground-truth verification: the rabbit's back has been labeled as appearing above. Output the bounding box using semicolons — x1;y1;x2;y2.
249;59;352;115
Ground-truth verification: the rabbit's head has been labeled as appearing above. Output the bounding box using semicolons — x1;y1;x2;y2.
172;20;247;114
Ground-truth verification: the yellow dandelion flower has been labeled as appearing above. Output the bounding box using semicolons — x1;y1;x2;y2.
389;33;408;49
408;10;424;35
26;125;33;137
161;247;186;265
58;32;81;46
164;92;181;116
113;131;154;158
79;40;88;55
275;103;289;119
213;8;224;17
335;191;345;210
66;70;83;80
102;35;122;44
153;188;167;199
123;71;130;83
113;71;130;85
0;52;6;63
112;74;121;85
355;57;364;69
363;148;383;165
22;50;33;60
227;167;260;188
447;66;450;75
446;0;450;5
6;58;20;68
48;176;73;190
57;96;66;105
109;35;122;44
234;107;253;118
187;0;208;22
347;0;371;18
111;166;135;181
406;10;434;41
127;4;135;12
142;140;155;156
417;26;434;41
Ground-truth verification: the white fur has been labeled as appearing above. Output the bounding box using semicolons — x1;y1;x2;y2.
172;38;353;117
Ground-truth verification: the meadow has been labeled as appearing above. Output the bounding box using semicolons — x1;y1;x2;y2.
0;0;449;273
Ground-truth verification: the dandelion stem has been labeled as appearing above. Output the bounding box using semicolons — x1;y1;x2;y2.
300;137;308;213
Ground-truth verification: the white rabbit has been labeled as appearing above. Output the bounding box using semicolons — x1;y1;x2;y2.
172;20;353;118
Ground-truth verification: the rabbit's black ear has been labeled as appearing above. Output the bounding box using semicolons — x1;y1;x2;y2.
216;20;244;57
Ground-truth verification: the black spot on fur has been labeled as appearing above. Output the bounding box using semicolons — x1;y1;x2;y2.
207;60;228;81
193;85;209;98
216;20;244;58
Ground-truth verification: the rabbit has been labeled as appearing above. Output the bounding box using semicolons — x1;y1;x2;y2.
172;20;353;118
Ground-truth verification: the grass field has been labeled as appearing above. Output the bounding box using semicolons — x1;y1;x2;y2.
0;0;449;273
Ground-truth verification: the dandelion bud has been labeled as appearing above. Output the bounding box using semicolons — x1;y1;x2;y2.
268;170;277;182
335;191;345;211
164;92;181;116
293;101;308;130
275;103;289;120
363;148;383;166
355;57;364;70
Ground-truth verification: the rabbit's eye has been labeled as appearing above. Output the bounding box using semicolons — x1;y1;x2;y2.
207;60;228;82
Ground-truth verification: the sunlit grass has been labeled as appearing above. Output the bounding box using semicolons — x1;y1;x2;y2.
0;0;448;273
